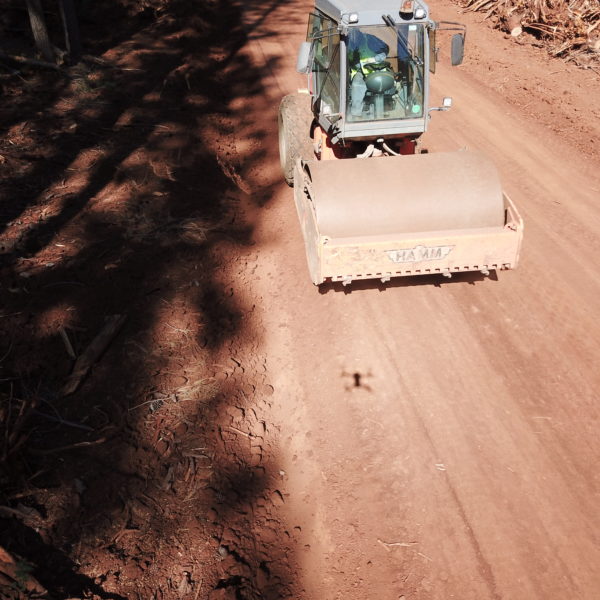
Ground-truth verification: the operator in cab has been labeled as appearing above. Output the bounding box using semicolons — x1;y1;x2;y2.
347;28;391;117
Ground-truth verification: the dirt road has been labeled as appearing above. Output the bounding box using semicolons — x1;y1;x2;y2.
2;0;599;597
225;0;600;598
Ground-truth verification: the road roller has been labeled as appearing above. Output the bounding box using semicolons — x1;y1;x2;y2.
278;0;523;285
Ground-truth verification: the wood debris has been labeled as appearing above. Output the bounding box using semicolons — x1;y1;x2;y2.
61;314;127;396
462;0;600;63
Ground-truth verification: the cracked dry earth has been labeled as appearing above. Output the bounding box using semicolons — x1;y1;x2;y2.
1;0;600;599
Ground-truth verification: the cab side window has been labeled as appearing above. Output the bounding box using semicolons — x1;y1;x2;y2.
319;35;340;114
307;12;340;115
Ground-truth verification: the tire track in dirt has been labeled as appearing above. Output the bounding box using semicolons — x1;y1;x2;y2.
235;0;600;598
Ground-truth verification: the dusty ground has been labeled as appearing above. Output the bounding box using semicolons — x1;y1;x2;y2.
1;0;600;599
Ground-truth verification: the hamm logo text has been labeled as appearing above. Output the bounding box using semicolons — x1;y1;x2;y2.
386;245;454;263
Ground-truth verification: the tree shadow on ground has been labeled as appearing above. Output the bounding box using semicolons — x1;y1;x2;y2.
0;0;298;598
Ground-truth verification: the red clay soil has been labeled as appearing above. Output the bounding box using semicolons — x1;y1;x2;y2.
1;1;289;598
1;0;600;599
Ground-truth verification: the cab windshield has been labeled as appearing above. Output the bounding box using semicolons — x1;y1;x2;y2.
346;23;425;122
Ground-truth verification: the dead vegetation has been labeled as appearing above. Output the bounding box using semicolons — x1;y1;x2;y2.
462;0;600;64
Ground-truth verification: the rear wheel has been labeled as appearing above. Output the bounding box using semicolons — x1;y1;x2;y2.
278;93;314;186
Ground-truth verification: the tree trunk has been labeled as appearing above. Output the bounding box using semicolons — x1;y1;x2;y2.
58;0;82;64
25;0;55;62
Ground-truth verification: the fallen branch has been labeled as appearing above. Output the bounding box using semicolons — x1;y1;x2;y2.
377;538;418;552
32;408;94;432
61;314;127;396
505;11;524;37
0;505;33;520
0;51;63;72
1;391;38;463
226;425;253;439
59;327;76;359
29;435;108;455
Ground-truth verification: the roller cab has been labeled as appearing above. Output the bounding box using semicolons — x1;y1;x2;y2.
280;0;523;286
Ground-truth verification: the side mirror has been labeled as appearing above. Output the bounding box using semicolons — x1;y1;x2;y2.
451;34;464;66
296;41;312;74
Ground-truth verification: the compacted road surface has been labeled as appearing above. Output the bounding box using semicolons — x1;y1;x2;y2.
227;0;600;597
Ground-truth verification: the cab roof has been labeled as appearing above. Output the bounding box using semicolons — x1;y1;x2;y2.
315;0;430;26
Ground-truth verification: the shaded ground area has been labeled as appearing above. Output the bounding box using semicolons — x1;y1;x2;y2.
0;0;297;598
